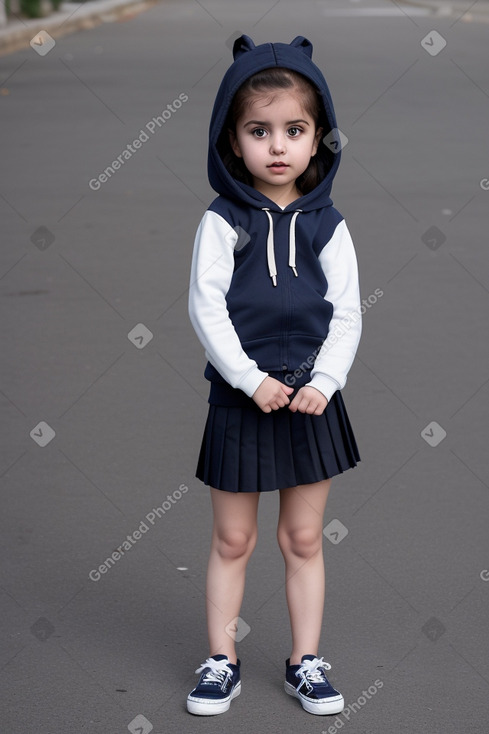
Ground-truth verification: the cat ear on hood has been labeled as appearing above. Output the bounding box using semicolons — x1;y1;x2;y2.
289;36;313;58
232;34;313;61
232;34;256;60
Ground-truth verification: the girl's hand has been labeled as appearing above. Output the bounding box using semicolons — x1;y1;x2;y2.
289;386;328;415
252;377;294;413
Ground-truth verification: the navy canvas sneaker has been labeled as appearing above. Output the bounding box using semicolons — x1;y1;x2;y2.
284;654;344;715
187;654;241;715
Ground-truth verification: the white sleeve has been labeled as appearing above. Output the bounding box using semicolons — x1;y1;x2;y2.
188;210;269;397
308;219;362;401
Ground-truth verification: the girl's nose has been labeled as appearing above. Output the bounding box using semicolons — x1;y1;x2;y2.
270;135;286;155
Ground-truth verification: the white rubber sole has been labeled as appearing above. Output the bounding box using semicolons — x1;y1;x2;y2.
284;681;344;715
187;681;241;716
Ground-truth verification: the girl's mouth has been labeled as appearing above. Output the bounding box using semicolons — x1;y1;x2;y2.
268;163;289;171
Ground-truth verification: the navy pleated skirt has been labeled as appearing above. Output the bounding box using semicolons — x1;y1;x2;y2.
196;390;360;493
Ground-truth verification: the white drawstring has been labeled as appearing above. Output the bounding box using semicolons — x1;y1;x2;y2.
262;208;302;286
288;210;302;277
262;208;277;286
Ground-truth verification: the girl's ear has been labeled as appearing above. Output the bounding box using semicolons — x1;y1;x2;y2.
312;127;323;156
228;128;242;158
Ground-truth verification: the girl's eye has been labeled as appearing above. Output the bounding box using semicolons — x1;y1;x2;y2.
250;126;303;138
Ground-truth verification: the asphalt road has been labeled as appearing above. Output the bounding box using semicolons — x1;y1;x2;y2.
1;1;489;732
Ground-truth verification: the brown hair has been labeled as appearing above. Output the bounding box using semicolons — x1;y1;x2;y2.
217;67;334;195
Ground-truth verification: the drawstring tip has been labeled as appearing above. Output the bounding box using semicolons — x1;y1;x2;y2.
271;275;277;287
291;267;298;277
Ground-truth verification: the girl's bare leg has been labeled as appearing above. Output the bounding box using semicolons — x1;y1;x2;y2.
277;479;331;665
205;487;260;664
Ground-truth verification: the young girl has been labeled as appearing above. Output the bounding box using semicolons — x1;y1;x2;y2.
187;34;361;717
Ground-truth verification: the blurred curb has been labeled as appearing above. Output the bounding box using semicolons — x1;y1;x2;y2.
403;0;489;22
0;0;160;57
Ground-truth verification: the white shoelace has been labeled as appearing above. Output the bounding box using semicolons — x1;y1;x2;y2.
297;656;332;684
195;657;232;685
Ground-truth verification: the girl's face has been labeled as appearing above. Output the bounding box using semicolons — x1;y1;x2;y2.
228;90;322;202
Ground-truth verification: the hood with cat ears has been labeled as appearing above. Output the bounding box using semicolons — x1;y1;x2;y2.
207;34;341;212
232;34;313;61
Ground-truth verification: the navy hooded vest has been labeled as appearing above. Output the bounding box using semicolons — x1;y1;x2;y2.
192;35;357;406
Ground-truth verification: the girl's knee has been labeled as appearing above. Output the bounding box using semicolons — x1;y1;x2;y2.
214;527;257;561
277;525;322;560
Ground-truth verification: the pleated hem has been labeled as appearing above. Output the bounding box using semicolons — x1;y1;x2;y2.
196;391;360;493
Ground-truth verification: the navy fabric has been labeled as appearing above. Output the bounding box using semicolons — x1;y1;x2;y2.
196;390;359;493
203;34;346;402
